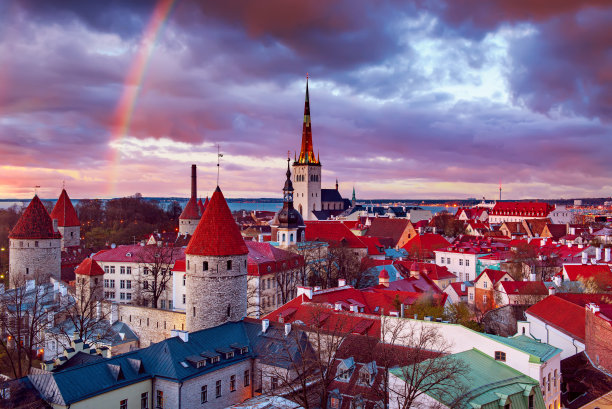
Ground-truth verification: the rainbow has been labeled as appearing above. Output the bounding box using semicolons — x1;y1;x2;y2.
107;0;177;196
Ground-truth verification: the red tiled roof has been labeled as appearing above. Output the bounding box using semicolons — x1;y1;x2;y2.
491;201;554;217
564;264;612;281
359;236;385;256
526;296;588;341
246;241;304;276
402;234;450;258
365;218;409;246
172;259;186;272
499;281;548;295
50;189;80;227
93;244;185;263
9;196;62;240
305;221;367;248
185;187;248;256
197;198;205;214
475;268;510;285
179;197;200;220
448;281;467;296
411;262;456;280
74;258;105;276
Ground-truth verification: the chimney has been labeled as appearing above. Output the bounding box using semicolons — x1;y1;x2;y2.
191;164;197;200
338;278;346;287
570;226;576;235
52;219;58;233
553;275;562;286
529;272;536;281
284;323;292;336
171;329;189;343
110;303;118;324
96;301;102;320
258;234;264;243
587;303;600;314
548;286;556;295
606;248;611;262
460;283;466;292
296;286;313;299
262;319;270;333
582;252;588;264
596;246;602;261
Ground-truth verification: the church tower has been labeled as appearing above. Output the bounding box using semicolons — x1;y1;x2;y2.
272;158;306;247
179;164;202;235
293;76;321;221
50;188;81;250
184;186;248;332
8;195;61;287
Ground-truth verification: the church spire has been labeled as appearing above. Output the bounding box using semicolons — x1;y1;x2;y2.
296;74;319;165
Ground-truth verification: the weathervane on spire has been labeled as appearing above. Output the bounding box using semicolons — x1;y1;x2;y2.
34;185;40;196
306;72;309;80
217;144;223;187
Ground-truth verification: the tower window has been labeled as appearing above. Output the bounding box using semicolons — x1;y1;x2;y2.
193;307;196;317
227;304;231;317
203;261;208;271
227;260;232;270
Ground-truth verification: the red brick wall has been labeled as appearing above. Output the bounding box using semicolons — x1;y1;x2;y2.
585;309;612;373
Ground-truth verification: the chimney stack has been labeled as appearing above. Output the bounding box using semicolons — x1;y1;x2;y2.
191;164;197;200
606;248;611;263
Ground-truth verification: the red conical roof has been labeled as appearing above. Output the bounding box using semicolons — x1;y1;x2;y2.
198;198;205;214
9;196;62;240
50;189;80;227
186;187;248;256
379;268;390;279
75;258;105;276
179;197;200;220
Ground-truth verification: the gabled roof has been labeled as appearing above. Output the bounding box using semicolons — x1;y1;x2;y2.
92;244;185;264
197;199;205;214
490;201;554;216
179;197;200;220
498;281;548;296
484;334;561;362
50;189;80;227
305;221;367;249
526;295;587;341
564;264;612;281
448;281;468;297
401;234;450;258
365;218;410;246
9;196;62;240
186;187;248;256
474;268;510;285
246;241;303;276
74;258;105;277
321;188;343;202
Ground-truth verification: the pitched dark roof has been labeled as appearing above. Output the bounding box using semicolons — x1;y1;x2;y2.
9;196;62;240
321;188;343;202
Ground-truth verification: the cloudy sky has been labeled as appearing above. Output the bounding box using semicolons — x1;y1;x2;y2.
0;0;610;200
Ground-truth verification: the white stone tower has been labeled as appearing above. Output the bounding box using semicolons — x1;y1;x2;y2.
179;164;202;235
293;76;321;221
50;188;81;250
184;186;248;332
8;195;61;287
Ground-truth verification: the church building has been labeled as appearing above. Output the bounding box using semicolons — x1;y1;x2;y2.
292;77;349;221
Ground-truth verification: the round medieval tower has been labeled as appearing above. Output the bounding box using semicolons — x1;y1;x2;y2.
184;186;248;332
8;195;61;287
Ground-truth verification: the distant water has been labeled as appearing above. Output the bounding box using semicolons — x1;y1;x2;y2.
0;199;283;213
0;200;450;215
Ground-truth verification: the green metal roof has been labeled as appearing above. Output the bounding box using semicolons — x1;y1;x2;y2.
483;334;561;363
391;349;546;409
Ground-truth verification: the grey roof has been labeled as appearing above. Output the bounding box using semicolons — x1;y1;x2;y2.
28;319;312;406
46;319;138;348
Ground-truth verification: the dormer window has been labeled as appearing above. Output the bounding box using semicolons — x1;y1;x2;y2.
226;351;234;359
359;371;370;385
211;356;220;364
494;351;506;361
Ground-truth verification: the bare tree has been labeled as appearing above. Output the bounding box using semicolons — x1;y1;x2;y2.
135;244;180;308
291;242;328;287
50;278;113;350
0;275;57;378
383;318;469;409
261;305;355;409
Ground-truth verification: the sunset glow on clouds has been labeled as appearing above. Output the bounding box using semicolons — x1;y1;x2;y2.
0;0;610;200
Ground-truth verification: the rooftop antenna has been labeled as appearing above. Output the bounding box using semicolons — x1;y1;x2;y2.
216;144;223;187
499;180;502;202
